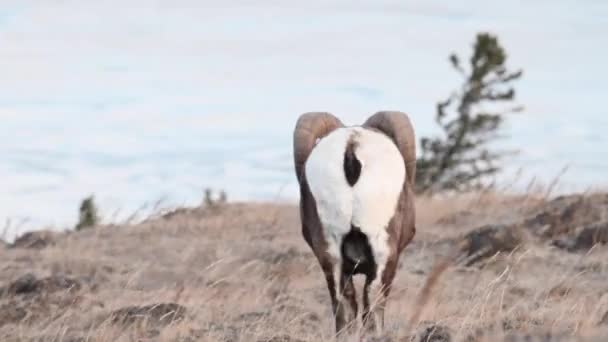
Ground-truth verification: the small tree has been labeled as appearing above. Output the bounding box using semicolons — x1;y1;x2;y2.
416;32;523;193
76;196;99;230
203;188;227;208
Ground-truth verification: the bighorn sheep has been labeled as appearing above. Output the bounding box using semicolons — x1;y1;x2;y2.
293;111;416;335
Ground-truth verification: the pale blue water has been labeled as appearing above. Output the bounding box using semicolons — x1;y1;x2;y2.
1;0;607;240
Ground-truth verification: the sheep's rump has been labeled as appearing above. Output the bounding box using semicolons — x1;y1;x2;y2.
305;126;406;265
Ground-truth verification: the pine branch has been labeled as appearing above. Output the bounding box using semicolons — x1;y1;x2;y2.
415;32;523;194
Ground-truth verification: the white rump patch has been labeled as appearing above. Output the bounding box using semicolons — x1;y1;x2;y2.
305;126;406;275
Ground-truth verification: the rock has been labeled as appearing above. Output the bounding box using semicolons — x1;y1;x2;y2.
502;332;569;342
260;335;305;342
109;302;186;326
524;193;608;239
501;316;542;331
552;220;608;252
365;336;393;342
2;273;81;297
5;274;38;296
276;304;320;323
436;210;474;226
160;207;196;220
598;310;608;326
418;324;452;342
234;311;269;327
459;224;523;266
0;274;83;328
23;335;85;342
0;303;27;327
256;247;303;264
10;230;58;249
195;323;238;342
467;331;568;342
5;273;81;296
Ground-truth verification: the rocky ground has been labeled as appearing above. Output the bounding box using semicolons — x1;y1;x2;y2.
1;191;608;341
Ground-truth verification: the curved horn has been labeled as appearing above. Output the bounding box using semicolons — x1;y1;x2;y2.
363;111;416;186
293;112;344;183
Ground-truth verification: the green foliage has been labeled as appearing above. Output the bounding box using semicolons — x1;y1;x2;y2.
416;32;523;193
203;188;227;208
75;196;99;231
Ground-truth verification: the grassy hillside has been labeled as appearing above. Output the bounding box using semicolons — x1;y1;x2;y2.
1;192;608;341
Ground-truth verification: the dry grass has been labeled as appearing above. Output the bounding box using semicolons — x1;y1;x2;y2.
1;192;608;341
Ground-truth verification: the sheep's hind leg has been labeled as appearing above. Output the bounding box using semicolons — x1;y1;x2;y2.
362;255;398;336
362;276;380;334
336;270;358;336
318;258;345;335
362;278;389;336
320;256;357;338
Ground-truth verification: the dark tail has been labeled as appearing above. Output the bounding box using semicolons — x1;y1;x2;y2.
341;225;376;277
343;139;361;186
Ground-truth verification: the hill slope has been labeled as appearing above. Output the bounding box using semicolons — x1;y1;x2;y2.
1;193;608;341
